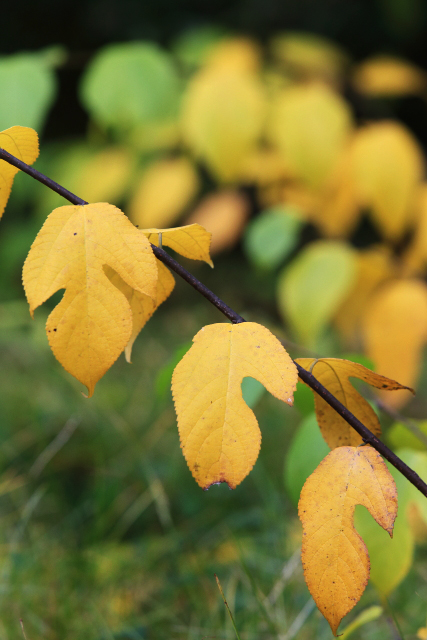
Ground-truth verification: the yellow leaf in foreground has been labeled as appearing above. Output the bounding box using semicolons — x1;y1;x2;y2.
142;224;213;267
351;122;423;240
185;190;250;254
23;203;157;396
172;322;298;489
363;279;427;407
295;358;411;448
353;56;427;96
299;446;397;635
0;125;39;218
129;157;199;229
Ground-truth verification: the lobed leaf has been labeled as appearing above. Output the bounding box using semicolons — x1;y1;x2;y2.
172;322;298;489
0;126;39;218
22;203;157;396
299;446;397;635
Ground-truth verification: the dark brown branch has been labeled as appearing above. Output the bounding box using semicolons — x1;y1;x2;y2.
2;147;427;498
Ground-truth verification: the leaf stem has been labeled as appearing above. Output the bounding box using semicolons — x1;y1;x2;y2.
2;147;427;499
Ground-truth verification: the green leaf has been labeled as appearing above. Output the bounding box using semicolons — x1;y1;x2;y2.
173;26;228;70
388;421;427;451
284;413;330;505
0;53;57;131
339;606;383;639
244;206;302;270
80;42;180;131
241;377;265;408
277;240;356;347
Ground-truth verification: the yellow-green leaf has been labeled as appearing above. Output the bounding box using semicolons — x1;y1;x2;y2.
299;446;397;635
295;358;411;448
0;125;39;218
172;322;298;489
22;203;157;396
142;224;213;267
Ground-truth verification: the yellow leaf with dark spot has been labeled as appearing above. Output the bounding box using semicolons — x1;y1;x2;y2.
143;224;213;266
0;125;39;218
295;358;411;448
22;203;157;396
172;322;298;489
299;446;397;635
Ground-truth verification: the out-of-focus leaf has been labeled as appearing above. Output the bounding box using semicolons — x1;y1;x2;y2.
397;449;427;527
241;377;265;408
173;26;228;70
363;279;427;407
0;53;57;131
185;190;250;254
181;67;265;181
204;37;261;73
339;606;383;640
269;83;353;189
292;381;315;416
388;420;427;451
270;32;349;83
350;121;423;240
404;184;427;274
0;126;39;219
142;225;213;266
334;247;395;346
244;206;302;269
80;43;180;131
353;56;427;96
277;240;356;347
156;342;192;399
239;147;293;185
129;157;199;229
284;412;329;505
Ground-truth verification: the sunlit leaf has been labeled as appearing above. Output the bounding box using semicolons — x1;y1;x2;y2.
142;224;213;267
277;240;356;347
350;121;423;240
172;322;298;489
80;42;180;131
299;446;397;635
363;279;427;407
269;83;353;189
296;358;411;448
0;126;39;219
181;67;265;181
353;56;427;96
244;206;302;269
22;203;157;396
129;157;199;229
185;190;250;254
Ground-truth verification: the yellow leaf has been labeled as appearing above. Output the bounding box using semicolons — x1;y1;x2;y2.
185;190;249;254
106;259;175;363
268;83;353;189
403;184;427;274
142;224;213;267
181;68;265;181
0;125;39;218
22;203;157;396
353;56;427;96
417;628;427;640
204;37;261;73
172;322;298;489
238;147;295;186
334;247;395;346
350;122;423;240
129;157;199;229
299;446;397;635
363;279;427;408
295;358;411;448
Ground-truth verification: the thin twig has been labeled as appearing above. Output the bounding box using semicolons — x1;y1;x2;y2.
2;148;427;498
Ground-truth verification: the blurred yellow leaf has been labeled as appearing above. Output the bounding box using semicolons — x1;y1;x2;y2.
417;628;427;640
350;122;424;240
129;157;199;229
239;147;294;186
142;224;213;267
353;56;427;96
363;279;427;407
295;358;410;448
182;68;265;181
269;83;353;189
277;240;356;347
23;203;157;396
334;247;395;346
172;322;297;489
185;190;250;254
403;184;427;274
299;446;397;635
204;37;261;73
0;125;39;218
270;32;349;84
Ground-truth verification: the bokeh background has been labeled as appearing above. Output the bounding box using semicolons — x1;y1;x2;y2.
2;0;427;638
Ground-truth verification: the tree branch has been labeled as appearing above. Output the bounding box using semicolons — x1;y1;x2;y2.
2;147;427;498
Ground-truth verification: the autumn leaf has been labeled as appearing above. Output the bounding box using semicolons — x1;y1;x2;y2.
299;446;397;635
0;125;39;218
352;56;427;97
204;37;261;73
172;322;298;489
295;358;412;448
22;203;158;396
142;224;213;267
